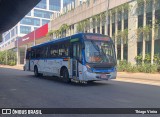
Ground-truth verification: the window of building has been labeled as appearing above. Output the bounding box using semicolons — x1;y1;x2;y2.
124;19;128;29
137;42;143;55
20;26;31;34
123;44;128;60
146;12;152;25
117;11;122;22
20;17;40;26
124;10;128;20
15;26;18;34
34;9;53;19
63;0;75;7
146;1;152;13
145;41;151;54
118;21;121;31
137;3;144;15
138;15;143;28
117;45;121;60
36;0;46;9
154;39;160;54
5;33;10;41
11;29;15;37
42;19;50;25
112;23;115;35
97;27;100;34
155;0;160;10
102;26;105;35
108;24;110;36
49;0;60;11
111;13;115;23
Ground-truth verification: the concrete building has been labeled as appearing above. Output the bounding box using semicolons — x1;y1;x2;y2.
48;0;160;64
0;0;75;64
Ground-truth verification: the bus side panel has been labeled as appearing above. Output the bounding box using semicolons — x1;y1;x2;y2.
30;59;35;72
38;59;45;73
44;59;59;76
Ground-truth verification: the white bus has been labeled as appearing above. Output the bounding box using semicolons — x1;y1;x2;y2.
24;33;117;83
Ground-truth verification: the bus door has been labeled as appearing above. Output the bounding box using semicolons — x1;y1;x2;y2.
72;43;82;80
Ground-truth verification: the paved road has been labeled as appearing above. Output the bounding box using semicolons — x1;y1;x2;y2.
0;67;160;117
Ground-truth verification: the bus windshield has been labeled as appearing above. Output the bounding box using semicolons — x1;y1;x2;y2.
84;40;116;64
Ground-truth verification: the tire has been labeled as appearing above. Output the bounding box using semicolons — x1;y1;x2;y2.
34;66;40;77
62;68;71;83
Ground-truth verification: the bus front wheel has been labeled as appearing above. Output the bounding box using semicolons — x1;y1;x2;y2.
62;68;71;83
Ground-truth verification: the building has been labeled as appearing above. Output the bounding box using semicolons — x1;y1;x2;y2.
17;24;48;65
2;0;160;65
48;0;160;64
0;0;76;64
0;0;75;52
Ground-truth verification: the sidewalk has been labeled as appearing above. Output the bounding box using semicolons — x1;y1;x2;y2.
0;65;23;70
117;72;160;81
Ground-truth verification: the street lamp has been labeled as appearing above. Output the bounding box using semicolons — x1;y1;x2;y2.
106;0;110;36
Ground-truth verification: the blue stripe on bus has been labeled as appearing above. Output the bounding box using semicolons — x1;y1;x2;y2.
92;67;115;73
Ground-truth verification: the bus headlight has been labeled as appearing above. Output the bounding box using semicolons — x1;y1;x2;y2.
86;64;93;73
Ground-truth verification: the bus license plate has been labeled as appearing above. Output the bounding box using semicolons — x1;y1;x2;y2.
100;74;108;79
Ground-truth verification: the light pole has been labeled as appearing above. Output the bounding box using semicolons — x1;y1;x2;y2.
106;0;110;35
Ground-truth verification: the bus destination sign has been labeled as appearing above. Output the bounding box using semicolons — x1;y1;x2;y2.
85;35;110;41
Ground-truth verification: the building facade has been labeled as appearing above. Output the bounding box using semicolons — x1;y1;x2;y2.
0;0;75;52
48;0;160;64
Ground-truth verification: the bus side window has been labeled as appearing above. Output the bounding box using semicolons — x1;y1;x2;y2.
50;44;59;58
31;49;36;59
26;51;30;60
36;47;41;58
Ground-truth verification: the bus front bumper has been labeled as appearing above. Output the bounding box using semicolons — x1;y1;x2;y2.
84;71;117;81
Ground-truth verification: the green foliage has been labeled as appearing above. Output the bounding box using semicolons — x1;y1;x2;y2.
0;50;17;66
153;54;160;65
144;53;151;63
116;29;128;44
118;60;132;72
46;30;54;37
137;25;152;39
135;54;143;64
157;66;160;72
77;22;84;32
118;60;158;73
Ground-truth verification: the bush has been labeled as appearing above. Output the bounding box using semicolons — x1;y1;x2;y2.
118;60;131;72
0;50;17;66
8;61;16;66
157;66;160;73
118;61;158;73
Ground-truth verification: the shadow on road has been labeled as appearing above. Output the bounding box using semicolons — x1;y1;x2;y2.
26;74;109;87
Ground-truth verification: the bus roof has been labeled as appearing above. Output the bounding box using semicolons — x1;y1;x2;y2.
31;33;111;49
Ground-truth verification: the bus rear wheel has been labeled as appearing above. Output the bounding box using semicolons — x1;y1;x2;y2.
62;68;71;83
34;66;40;77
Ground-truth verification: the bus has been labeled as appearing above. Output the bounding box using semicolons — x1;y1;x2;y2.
24;33;117;83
